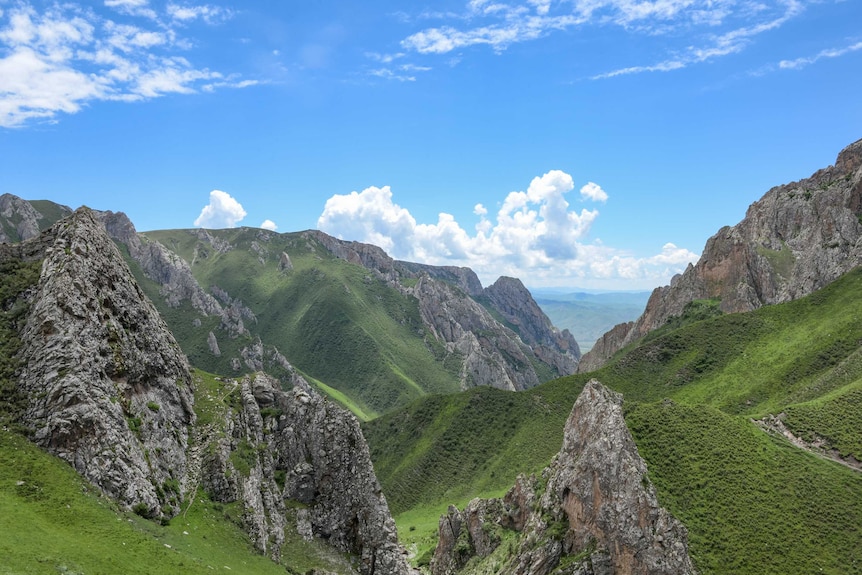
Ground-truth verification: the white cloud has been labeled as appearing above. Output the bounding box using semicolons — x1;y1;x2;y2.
194;190;247;228
318;186;417;254
580;182;608;202
0;2;253;128
260;219;278;231
779;40;862;70
317;171;699;288
104;0;158;20
398;0;808;77
166;3;233;24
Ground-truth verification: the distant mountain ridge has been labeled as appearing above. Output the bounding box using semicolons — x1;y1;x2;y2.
0;194;580;416
581;137;862;371
532;290;651;353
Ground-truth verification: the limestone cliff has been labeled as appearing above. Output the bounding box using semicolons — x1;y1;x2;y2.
199;372;412;575
581;137;862;372
12;208;196;518
0;193;72;243
411;275;542;391
431;380;696;575
482;276;580;374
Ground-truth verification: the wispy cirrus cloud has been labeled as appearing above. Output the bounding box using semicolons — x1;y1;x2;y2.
594;0;805;78
779;40;862;70
0;1;251;128
318;170;698;288
391;0;817;78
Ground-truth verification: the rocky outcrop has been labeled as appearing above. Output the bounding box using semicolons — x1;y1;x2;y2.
305;229;400;282
412;275;542;391
431;380;696;575
13;208;195;518
397;261;485;297
202;373;412;574
483;276;581;373
0;193;72;243
96;210;223;316
581;137;862;372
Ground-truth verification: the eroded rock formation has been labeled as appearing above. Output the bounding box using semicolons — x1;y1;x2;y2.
14;208;195;518
431;380;696;575
201;373;412;574
581;138;862;372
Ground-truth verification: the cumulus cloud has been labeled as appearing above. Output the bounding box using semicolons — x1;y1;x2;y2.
194;190;247;228
580;182;608;202
318;171;699;288
318;186;417;254
0;2;251;128
260;219;278;231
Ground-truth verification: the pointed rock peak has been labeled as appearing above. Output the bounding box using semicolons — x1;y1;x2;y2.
489;275;527;291
430;379;696;575
543;378;696;575
561;378;626;453
15;208;195;517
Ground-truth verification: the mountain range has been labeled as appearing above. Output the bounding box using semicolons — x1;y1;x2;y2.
1;137;862;575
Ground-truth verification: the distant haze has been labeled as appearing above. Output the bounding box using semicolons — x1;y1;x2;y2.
532;289;651;352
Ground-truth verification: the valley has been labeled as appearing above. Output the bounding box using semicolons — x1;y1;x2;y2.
2;137;862;574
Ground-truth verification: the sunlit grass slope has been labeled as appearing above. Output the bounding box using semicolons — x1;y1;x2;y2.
136;228;463;414
365;266;862;574
0;369;357;575
0;430;291;575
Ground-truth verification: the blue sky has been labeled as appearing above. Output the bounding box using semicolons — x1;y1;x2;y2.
1;0;860;289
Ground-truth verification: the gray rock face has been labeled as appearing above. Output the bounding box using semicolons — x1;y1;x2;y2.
431;380;696;575
397;260;485;297
96;210;223;316
14;208;195;518
483;276;581;373
412;275;541;391
0;193;73;243
202;373;412;575
581;137;862;372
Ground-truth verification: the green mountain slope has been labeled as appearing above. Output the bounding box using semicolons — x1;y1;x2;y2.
137;228;463;416
364;266;862;573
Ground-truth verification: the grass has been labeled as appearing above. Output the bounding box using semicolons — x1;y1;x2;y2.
0;257;42;429
0;429;289;575
363;382;582;515
365;266;862;574
625;401;862;574
137;228;466;414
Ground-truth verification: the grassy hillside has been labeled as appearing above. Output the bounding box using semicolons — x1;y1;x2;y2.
0;369;358;575
136;228;464;415
365;266;862;573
